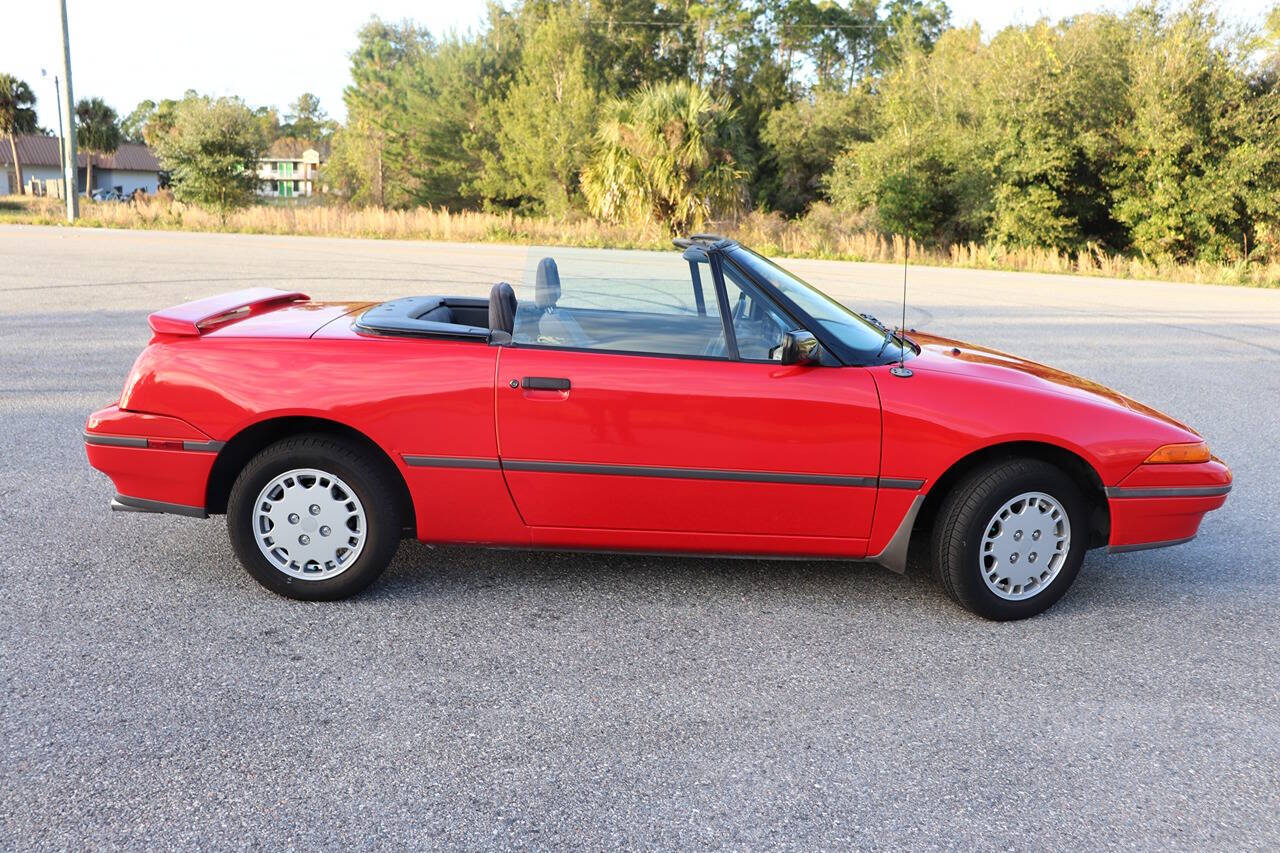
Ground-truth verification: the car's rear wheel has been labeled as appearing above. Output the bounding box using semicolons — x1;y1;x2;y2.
227;434;401;600
931;458;1088;620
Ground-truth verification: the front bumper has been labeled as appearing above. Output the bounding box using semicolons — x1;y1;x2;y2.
1105;458;1231;553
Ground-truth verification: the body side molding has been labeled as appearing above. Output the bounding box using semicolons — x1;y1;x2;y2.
407;455;928;491
501;459;877;487
403;454;501;469
1105;485;1231;499
83;432;223;453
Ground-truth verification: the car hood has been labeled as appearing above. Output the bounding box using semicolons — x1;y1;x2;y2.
904;331;1197;434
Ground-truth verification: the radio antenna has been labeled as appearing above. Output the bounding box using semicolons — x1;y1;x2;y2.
890;233;913;378
889;123;914;378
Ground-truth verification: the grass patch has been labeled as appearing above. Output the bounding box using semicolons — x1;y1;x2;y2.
2;194;1277;287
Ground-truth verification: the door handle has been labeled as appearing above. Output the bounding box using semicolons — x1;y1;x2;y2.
521;376;571;391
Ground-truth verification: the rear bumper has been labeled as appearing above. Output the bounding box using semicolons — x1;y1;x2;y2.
1105;459;1231;554
84;405;220;515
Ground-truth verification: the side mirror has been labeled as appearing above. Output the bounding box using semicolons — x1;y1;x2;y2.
776;330;822;365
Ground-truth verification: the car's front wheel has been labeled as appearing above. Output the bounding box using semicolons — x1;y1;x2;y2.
227;434;402;600
931;458;1088;620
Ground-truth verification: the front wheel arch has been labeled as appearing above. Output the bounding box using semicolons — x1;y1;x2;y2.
204;416;415;536
913;441;1110;551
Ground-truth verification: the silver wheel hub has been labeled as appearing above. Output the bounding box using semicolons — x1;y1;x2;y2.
980;491;1071;601
252;468;367;580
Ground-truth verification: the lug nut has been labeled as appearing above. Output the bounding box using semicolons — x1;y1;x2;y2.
309;504;321;515
1013;530;1023;541
287;513;300;524
298;534;310;545
1029;552;1037;563
1009;552;1019;563
1032;530;1042;541
319;526;331;536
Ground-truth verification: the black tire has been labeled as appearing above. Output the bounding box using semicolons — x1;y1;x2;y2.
227;434;402;600
931;458;1088;620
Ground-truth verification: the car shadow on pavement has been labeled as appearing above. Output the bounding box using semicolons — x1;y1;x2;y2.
355;537;958;616
334;529;1245;623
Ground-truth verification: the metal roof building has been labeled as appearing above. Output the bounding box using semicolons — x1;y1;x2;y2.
1;134;161;196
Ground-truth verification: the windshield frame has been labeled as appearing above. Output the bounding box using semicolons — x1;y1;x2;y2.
721;245;915;367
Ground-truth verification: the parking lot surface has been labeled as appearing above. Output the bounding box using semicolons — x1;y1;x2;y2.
2;226;1277;848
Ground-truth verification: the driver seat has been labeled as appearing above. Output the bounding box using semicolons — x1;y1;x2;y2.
534;258;592;348
488;282;517;335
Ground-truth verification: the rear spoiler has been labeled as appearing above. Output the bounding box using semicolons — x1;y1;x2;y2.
148;288;309;336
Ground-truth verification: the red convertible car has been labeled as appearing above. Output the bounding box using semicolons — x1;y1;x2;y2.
84;237;1230;619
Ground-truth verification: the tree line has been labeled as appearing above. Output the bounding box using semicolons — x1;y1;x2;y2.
327;0;1280;264
5;1;1279;266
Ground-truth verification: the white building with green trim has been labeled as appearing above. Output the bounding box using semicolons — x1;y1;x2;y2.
257;138;327;199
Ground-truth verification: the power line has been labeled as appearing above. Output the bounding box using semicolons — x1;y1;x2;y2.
573;18;885;32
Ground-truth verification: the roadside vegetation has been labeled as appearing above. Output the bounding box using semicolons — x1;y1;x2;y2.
3;1;1280;286
3;193;1277;286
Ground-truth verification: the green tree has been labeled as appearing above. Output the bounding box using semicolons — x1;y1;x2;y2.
1109;4;1280;261
140;98;180;146
325;115;384;205
827;14;1133;251
121;99;155;144
527;0;685;95
760;89;870;214
1259;5;1280;89
980;17;1129;250
342;17;433;207
282;93;335;140
480;6;599;213
253;106;283;145
826;27;990;244
390;8;521;209
874;0;952;72
582;81;750;234
0;74;38;195
75;98;122;197
150;96;266;222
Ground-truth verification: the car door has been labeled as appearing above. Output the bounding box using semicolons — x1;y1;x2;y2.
494;249;882;549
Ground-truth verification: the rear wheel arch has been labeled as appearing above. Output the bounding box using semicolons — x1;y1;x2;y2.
915;441;1110;550
205;416;415;535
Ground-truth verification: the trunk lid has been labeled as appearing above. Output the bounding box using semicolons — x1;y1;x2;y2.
148;289;370;340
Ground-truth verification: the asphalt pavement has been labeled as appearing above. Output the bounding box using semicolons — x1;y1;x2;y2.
1;225;1277;849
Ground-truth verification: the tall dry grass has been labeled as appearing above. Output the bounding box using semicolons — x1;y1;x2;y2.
3;195;1276;287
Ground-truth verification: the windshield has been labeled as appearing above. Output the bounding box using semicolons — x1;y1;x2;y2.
725;246;903;358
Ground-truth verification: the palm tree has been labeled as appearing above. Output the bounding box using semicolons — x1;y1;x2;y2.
0;75;38;195
75;97;121;197
581;81;750;235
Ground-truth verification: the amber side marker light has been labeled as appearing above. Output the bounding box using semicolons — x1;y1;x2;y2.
1145;441;1211;464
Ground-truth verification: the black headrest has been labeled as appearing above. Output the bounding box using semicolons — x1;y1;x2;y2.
488;282;517;336
535;257;560;310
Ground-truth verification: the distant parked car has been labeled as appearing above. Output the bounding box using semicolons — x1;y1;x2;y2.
90;188;121;202
83;237;1231;619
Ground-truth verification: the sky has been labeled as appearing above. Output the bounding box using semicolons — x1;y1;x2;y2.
7;0;1276;134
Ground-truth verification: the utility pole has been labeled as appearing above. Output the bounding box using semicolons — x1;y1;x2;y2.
41;69;65;178
57;0;78;220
